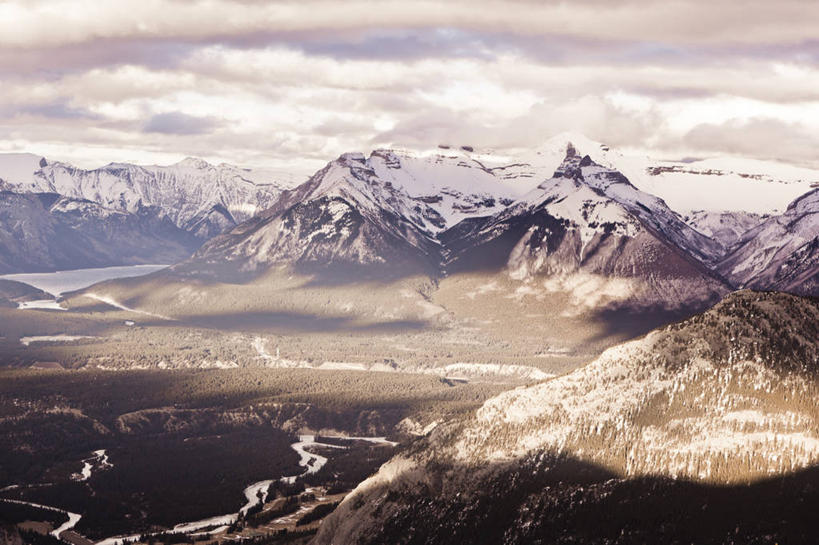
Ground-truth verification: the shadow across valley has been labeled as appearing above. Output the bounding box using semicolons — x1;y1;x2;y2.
170;254;440;288
176;311;427;334
60;301;428;335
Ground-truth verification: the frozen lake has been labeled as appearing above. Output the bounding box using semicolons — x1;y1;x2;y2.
0;264;168;297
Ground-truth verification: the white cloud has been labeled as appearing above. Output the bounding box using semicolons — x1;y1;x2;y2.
0;1;817;171
2;1;818;48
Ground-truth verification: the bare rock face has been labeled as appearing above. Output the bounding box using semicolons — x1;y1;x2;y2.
719;188;819;296
0;192;199;273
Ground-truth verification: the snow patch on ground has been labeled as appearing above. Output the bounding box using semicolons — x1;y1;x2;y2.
416;299;447;319
20;335;97;346
397;418;441;437
429;363;553;382
317;361;368;371
505;283;544;302
251;336;548;383
464;281;501;300
198;360;239;369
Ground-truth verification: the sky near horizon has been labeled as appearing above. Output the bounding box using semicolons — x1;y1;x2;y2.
0;0;818;174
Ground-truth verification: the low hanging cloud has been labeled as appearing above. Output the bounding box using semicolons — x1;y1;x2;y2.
143;112;222;135
374;95;660;151
681;118;819;166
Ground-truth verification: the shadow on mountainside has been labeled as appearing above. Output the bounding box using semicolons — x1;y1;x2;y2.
582;303;709;347
321;453;819;545
170;248;440;288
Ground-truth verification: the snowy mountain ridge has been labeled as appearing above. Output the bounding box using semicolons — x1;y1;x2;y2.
718;188;819;295
0;153;302;239
438;148;729;310
0;191;199;273
2;136;816;293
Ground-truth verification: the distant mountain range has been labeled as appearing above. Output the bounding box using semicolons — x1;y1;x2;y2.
0;153;301;272
718;188;819;295
0;191;198;273
1;135;817;298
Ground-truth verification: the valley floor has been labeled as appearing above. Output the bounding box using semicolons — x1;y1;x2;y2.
0;367;502;542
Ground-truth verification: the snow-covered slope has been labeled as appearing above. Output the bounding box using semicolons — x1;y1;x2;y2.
0;154;300;239
441;147;728;310
192;148;544;276
718;189;819;295
0;153;48;184
0;192;198;273
315;290;819;545
498;133;819;216
637;158;819;215
520;137;818;216
453;291;819;480
193;153;437;276
684;210;768;252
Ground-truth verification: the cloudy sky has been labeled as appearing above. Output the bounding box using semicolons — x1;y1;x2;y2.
1;0;818;174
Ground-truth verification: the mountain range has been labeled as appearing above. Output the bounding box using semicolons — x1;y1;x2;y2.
0;191;199;273
3;135;816;292
0;153;300;271
188;135;817;301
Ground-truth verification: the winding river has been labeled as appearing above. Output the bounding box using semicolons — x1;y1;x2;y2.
1;450;111;539
95;434;396;545
2;435;395;544
0;498;81;539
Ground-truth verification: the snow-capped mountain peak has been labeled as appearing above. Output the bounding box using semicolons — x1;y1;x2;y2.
519;150;723;264
0;152;300;240
293;148;529;236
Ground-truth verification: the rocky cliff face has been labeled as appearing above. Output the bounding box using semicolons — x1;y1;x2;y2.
718;189;819;296
0;192;199;273
0;153;297;240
